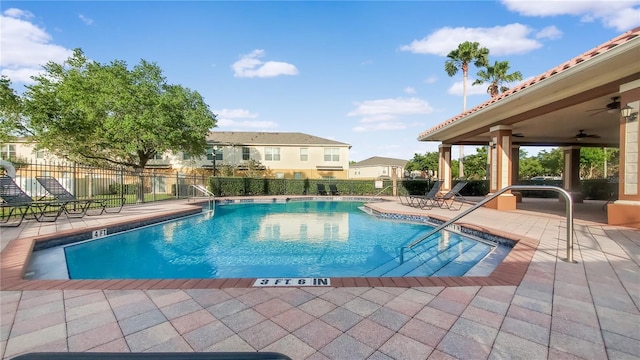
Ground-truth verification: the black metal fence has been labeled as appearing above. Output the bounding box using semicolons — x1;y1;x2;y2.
2;161;209;205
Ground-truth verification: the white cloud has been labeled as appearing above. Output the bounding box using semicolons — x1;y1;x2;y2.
78;14;94;25
404;87;416;94
399;23;542;56
348;97;433;118
536;25;562;40
3;8;32;18
0;8;73;83
424;76;437;84
448;80;491;97
353;122;407;133
231;49;299;78
500;0;640;32
214;108;259;119
214;107;277;130
348;97;433;132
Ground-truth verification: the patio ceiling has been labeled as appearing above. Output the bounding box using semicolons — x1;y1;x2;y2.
418;28;640;149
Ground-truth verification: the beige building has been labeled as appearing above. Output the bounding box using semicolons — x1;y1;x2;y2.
349;156;407;180
0;138;57;164
3;131;352;181
148;131;352;179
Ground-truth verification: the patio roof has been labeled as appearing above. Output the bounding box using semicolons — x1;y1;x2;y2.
418;27;640;148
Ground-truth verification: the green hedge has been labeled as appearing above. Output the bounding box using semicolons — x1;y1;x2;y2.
209;178;403;196
205;177;617;200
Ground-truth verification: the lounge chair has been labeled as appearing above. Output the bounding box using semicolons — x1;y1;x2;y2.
437;181;468;210
329;184;340;195
411;180;444;209
36;176;125;217
317;183;328;195
0;175;65;227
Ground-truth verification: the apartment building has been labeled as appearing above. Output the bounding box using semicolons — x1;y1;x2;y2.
349;156;407;180
2;132;352;180
148;131;352;179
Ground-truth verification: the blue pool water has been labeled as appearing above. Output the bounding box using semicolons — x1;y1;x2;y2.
62;201;498;279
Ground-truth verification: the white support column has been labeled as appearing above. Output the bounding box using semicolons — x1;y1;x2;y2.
438;144;452;192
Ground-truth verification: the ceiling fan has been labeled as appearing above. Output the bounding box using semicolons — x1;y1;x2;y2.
587;96;620;116
574;129;600;140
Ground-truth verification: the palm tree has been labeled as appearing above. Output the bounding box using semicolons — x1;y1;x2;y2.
444;41;489;178
445;41;489;111
473;60;523;97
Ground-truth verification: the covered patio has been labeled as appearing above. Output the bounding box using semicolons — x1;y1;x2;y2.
418;27;640;229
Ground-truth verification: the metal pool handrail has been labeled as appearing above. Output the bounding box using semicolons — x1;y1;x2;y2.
404;185;576;263
366;186;392;203
189;184;215;212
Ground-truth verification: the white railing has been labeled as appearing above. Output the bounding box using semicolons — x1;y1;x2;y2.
366;186;392;203
188;184;215;213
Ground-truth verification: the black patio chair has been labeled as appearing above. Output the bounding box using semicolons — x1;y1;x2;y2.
329;184;340;196
0;175;65;227
36;176;125;217
317;183;328;195
410;180;444;209
437;181;468;211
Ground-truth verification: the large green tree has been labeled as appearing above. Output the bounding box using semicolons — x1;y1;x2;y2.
473;60;523;97
536;148;564;176
405;151;439;174
0;76;26;143
20;49;217;169
444;41;489;178
462;147;488;180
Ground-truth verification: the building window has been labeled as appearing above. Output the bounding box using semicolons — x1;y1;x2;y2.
382;168;388;175
300;148;308;161
0;145;16;160
206;148;223;161
293;172;303;179
324;148;339;162
242;147;250;160
275;172;284;179
182;153;191;160
153;153;163;160
265;147;280;161
36;150;46;159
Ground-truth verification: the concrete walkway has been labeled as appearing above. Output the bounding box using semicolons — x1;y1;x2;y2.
1;197;638;359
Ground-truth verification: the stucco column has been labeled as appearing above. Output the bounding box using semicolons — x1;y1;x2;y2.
511;145;522;203
608;79;640;229
485;125;516;210
438;144;452;192
562;146;583;203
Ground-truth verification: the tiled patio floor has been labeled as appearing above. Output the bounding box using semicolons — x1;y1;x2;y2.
1;197;638;359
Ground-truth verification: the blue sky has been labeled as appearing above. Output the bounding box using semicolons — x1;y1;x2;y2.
2;1;639;162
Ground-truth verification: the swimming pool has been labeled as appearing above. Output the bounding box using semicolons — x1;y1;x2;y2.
29;201;509;280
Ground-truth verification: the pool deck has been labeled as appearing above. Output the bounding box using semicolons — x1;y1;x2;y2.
1;196;638;359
